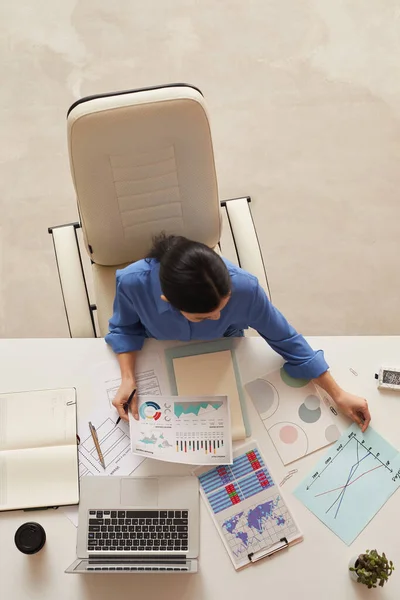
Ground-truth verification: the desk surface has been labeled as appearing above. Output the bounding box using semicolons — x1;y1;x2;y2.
1;337;399;600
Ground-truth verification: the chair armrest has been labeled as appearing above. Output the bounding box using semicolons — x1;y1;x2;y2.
48;224;96;337
219;208;240;266
220;197;271;297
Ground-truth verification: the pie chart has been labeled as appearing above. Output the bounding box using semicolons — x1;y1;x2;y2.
139;401;162;421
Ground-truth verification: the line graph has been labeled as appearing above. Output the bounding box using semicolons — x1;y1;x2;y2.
306;434;392;492
295;423;400;545
325;441;374;518
174;400;223;419
315;465;383;498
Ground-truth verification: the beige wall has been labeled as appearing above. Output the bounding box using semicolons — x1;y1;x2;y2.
1;0;400;337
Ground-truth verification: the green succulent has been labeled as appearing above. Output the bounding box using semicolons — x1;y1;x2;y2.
350;549;395;589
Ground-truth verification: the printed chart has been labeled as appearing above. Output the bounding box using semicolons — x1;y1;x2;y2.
221;496;294;563
206;467;273;513
197;443;302;569
295;423;400;544
245;367;340;465
129;395;232;465
175;431;224;455
174;400;224;419
139;401;162;421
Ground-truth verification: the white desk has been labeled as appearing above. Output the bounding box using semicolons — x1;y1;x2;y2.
0;337;399;600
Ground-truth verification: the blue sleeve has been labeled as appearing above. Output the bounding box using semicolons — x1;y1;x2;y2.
105;275;146;354
247;281;329;379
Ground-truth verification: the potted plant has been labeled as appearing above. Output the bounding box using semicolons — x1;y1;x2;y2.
349;549;395;589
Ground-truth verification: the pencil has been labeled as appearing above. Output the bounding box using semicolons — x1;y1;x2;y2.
89;421;106;469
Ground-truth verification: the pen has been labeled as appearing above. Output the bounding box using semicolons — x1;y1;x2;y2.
115;388;137;426
88;421;106;469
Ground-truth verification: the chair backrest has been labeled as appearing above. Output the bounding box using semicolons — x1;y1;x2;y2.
67;84;221;266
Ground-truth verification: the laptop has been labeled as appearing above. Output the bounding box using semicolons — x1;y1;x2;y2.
66;476;199;574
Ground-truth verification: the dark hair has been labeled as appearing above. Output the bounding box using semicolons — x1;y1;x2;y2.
147;233;231;313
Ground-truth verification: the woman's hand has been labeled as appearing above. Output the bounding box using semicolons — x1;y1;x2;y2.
313;371;371;432
112;378;138;421
334;391;371;432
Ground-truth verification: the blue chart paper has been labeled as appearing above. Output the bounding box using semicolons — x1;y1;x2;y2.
196;442;302;569
295;423;400;545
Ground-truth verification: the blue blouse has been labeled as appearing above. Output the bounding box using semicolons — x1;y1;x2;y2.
105;258;328;380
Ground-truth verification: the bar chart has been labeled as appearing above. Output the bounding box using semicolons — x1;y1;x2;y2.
175;431;224;455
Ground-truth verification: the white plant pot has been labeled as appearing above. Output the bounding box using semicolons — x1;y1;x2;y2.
349;555;360;582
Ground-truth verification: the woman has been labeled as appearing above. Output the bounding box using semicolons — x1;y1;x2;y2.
106;234;371;430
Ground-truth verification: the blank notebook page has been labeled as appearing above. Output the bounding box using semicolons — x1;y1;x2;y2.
0;446;79;509
0;388;76;451
172;350;246;441
0;388;78;510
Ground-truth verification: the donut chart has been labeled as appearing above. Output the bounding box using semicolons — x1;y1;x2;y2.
139;401;162;421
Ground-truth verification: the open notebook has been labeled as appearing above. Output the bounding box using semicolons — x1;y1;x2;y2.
0;388;79;511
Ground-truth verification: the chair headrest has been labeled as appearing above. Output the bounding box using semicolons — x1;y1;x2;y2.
68;84;221;266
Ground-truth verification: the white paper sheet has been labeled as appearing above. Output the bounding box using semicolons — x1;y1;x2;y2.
78;406;145;477
91;353;169;411
129;395;233;465
245;367;340;465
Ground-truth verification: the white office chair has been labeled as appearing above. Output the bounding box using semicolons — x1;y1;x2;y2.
49;84;270;337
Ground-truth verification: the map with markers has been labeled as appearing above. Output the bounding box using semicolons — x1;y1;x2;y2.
129;395;232;465
196;442;302;569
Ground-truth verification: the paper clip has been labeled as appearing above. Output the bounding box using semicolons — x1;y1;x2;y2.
279;469;298;487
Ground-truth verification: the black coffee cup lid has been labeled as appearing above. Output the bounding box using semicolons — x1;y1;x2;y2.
15;522;46;554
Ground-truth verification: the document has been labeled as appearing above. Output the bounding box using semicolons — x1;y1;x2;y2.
129;395;233;465
195;441;302;569
246;367;340;465
91;353;168;410
171;349;246;440
295;424;400;545
78;405;144;477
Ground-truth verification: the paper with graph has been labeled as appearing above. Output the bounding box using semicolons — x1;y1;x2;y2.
245;367;340;465
129;395;232;465
195;441;302;569
171;350;246;441
295;423;400;545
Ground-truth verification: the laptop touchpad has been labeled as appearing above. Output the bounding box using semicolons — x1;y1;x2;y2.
120;478;159;506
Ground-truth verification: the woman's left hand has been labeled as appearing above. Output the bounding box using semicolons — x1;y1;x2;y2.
335;391;371;432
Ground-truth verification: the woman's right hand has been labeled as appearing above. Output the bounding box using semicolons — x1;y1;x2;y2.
112;378;138;421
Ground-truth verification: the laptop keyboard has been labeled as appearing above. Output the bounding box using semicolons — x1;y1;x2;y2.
87;510;189;552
